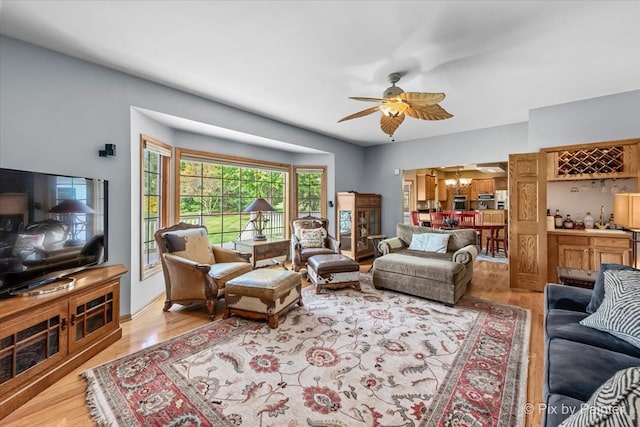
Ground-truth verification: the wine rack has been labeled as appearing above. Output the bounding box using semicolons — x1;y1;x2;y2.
557;146;623;175
547;142;638;181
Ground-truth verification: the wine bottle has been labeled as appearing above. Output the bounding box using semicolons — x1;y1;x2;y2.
554;209;563;228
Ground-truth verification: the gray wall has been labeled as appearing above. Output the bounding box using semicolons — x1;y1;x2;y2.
528;90;640;151
0;36;364;316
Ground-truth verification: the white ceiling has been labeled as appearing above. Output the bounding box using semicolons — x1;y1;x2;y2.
1;1;639;147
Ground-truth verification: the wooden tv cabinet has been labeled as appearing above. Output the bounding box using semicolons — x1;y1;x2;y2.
0;264;127;419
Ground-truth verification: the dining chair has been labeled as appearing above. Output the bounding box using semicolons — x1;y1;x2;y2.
430;211;447;229
486;223;508;256
454;211;476;228
410;211;422;226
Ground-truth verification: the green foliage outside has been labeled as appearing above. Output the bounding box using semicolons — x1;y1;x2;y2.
179;160;287;246
296;171;322;215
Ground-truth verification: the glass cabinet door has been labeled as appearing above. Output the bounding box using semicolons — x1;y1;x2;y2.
368;209;380;233
0;301;68;391
357;210;368;251
339;210;352;252
68;280;119;354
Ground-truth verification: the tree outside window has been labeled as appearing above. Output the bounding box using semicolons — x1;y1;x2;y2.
141;135;172;279
294;167;326;218
177;150;289;247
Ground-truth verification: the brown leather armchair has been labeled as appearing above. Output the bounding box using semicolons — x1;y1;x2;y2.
290;216;340;272
154;223;252;319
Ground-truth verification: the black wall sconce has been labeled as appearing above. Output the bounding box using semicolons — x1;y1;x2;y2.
98;143;116;157
328;201;334;208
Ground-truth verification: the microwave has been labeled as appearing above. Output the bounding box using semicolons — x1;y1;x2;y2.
478;193;495;201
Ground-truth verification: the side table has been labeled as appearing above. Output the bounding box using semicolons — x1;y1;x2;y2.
234;239;291;269
367;234;387;272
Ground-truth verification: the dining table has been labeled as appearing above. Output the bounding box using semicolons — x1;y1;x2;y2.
471;222;506;257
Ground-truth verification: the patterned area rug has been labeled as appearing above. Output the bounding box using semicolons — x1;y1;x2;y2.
82;277;530;426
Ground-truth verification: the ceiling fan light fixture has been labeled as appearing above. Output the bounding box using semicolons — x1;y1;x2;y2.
337;71;452;139
380;101;406;117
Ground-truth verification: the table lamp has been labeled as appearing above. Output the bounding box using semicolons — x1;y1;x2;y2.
244;198;275;241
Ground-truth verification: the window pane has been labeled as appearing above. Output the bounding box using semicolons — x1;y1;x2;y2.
178;155;288;245
180;176;202;195
142;138;171;274
296;170;325;217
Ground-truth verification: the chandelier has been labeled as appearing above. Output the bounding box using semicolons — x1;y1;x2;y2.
445;167;472;189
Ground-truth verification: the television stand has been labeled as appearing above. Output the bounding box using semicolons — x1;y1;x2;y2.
0;264;127;420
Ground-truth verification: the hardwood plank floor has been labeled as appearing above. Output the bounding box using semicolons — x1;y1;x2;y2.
2;259;544;426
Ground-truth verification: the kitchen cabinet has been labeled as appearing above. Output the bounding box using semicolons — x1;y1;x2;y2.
438;179;447;202
0;265;127;419
481;209;506;225
337;192;381;261
470;179;495;200
592;236;631;267
480;179;495;194
426;175;436;200
557;235;591;270
495;177;508;190
470;181;479;201
416;174;436;201
614;193;640;229
547;230;632;282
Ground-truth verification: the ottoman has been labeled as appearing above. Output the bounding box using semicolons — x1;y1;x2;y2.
307;254;361;294
224;269;302;328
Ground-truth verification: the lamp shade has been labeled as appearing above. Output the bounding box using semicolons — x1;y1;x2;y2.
49;199;95;214
243;198;275;212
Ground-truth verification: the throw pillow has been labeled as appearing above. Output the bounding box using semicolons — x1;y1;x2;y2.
299;228;324;248
11;233;45;257
559;366;640;427
408;233;449;253
580;270;640;349
384;237;404;250
586;263;639;314
163;228;215;264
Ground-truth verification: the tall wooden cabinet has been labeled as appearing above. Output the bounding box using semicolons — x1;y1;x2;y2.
0;265;127;419
337;192;381;260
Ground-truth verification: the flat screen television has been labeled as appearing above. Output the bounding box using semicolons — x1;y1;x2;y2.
0;168;108;296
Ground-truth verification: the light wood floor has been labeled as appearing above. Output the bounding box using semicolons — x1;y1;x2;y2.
2;260;545;427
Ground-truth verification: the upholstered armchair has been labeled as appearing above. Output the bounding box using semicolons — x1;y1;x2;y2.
290;216;340;272
154;223;252;319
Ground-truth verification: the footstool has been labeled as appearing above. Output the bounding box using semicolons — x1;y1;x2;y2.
307;254;361;294
223;269;303;328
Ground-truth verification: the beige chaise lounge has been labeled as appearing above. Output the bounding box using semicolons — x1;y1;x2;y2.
372;224;478;305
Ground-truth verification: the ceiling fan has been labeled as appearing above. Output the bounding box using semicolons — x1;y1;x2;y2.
338;72;453;140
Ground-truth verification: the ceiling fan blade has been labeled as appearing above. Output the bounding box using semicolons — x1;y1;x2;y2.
380;114;405;137
400;92;446;106
348;97;386;102
337;106;381;123
406;104;453;121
